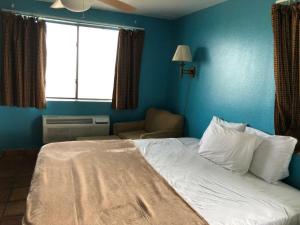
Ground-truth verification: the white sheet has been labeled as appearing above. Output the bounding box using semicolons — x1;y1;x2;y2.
134;138;300;225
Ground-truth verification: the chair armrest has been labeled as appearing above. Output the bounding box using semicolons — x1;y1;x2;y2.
113;120;145;135
140;129;183;139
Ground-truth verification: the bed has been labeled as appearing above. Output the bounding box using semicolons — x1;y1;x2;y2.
23;138;300;225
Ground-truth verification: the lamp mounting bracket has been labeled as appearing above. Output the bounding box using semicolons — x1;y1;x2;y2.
180;62;196;78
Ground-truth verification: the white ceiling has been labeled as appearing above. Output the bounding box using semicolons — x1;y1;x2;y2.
38;0;228;20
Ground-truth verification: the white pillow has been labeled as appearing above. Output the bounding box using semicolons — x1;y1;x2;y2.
246;127;297;183
198;123;263;174
199;116;247;145
213;116;247;132
245;127;271;138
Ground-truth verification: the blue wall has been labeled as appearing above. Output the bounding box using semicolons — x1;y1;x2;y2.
169;0;300;189
0;0;174;149
169;0;275;136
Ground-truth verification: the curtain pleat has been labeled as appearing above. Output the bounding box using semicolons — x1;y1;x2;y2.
0;12;46;109
112;29;145;110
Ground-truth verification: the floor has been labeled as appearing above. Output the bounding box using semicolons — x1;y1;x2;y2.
0;150;39;225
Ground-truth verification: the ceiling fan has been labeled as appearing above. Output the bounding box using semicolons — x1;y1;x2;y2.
51;0;136;13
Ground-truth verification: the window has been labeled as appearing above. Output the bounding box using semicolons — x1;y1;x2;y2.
45;22;119;100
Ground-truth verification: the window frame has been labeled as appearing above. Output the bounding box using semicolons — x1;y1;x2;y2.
45;21;118;102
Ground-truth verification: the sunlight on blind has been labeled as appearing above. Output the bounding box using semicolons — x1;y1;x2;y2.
78;27;118;100
45;22;119;100
45;23;77;98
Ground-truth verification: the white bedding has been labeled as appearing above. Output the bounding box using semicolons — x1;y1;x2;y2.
134;138;300;225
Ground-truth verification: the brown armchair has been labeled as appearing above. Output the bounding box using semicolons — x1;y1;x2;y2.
113;108;184;140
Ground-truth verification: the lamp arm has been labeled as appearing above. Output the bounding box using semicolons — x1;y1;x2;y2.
183;67;196;75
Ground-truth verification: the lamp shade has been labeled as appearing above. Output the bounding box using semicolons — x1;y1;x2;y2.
172;45;193;62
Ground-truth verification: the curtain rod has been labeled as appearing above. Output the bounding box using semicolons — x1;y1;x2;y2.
1;8;145;31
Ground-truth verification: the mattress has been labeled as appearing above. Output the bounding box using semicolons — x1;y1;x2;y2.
134;138;300;225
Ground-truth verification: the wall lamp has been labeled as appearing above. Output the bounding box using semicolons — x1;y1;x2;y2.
172;45;196;78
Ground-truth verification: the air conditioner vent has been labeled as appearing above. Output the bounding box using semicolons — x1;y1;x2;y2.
46;118;93;125
42;115;110;144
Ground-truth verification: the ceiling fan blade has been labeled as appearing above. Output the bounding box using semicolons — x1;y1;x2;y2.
51;0;65;9
97;0;136;12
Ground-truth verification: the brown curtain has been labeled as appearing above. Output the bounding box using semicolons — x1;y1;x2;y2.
112;29;145;110
272;4;300;146
0;12;46;109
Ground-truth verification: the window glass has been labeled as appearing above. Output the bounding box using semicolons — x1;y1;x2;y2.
45;23;77;98
45;22;119;100
78;27;118;100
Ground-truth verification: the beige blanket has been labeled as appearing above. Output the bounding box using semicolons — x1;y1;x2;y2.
23;140;209;225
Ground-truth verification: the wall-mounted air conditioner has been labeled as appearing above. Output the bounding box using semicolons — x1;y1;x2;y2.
42;115;110;144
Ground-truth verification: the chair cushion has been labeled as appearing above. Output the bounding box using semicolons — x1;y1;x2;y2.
118;130;147;140
145;108;184;132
